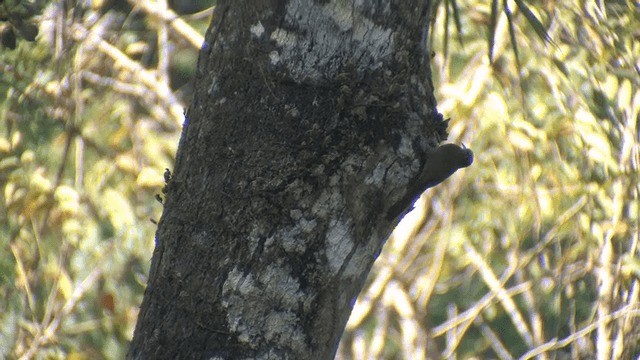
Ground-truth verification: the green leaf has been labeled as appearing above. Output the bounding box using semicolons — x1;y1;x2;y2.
443;0;450;59
503;0;527;112
488;0;499;62
450;0;464;48
513;0;555;45
503;0;521;72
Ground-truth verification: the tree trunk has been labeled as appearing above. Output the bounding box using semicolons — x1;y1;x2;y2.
128;0;446;358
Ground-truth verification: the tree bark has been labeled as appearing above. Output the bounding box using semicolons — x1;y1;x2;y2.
128;0;447;358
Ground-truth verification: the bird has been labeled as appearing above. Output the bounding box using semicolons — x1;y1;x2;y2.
419;143;473;189
386;143;473;220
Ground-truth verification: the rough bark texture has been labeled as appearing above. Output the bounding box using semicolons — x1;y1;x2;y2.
128;0;447;358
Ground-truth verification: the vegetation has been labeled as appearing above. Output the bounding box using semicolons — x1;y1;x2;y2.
339;1;640;358
1;0;638;359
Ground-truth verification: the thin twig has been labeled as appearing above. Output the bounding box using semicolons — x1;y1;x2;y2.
475;315;514;360
19;266;105;360
432;281;531;337
133;0;207;50
69;22;184;127
519;307;640;360
465;241;535;347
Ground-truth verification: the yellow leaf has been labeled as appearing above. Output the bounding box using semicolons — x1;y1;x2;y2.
115;153;138;174
617;79;632;110
102;188;135;232
484;92;509;129
535;187;553;218
0;138;10;153
30;169;52;193
136;167;164;188
67;352;89;360
508;130;534;152
11;131;22;148
125;41;149;57
20;150;35;163
602;74;618;101
62;219;83;242
58;270;74;301
55;185;80;216
0;156;19;171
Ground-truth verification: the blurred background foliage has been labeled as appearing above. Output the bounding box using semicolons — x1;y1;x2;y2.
0;0;637;359
338;0;639;359
1;0;213;358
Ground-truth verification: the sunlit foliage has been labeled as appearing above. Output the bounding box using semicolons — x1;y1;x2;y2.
339;1;639;359
1;1;212;358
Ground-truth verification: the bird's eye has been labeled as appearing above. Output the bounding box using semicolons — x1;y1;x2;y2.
463;150;474;166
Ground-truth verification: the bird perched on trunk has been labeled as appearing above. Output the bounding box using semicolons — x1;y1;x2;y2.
387;143;473;220
420;143;473;188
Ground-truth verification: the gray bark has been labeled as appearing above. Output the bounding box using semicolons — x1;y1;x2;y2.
128;0;447;358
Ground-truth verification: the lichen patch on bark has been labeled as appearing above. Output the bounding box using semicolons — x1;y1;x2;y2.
270;0;394;82
325;218;354;273
221;265;314;356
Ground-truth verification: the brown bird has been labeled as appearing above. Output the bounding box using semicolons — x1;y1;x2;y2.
387;143;473;220
419;143;473;189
